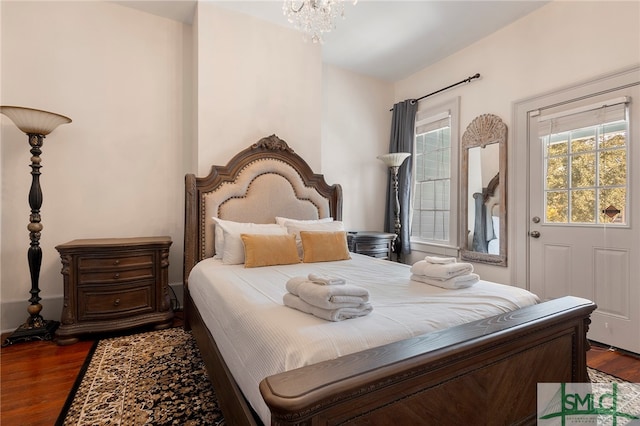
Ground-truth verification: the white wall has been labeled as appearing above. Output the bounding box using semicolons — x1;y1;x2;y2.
193;4;393;231
195;3;323;175
1;1;189;331
322;65;393;230
396;0;640;284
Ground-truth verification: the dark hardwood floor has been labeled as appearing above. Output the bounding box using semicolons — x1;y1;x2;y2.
587;341;640;382
1;316;638;426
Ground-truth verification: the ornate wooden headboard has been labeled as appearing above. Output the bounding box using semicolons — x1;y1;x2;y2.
183;135;343;287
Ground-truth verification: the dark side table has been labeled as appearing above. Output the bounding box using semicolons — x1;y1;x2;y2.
54;236;174;345
347;231;396;260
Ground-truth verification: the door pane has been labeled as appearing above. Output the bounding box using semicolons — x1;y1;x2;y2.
546;190;568;222
599;187;626;224
571;189;596;223
571;153;595;187
546;156;567;189
570;129;596;153
599;148;626;186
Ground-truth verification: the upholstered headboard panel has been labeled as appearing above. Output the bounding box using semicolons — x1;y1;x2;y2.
202;158;334;258
184;135;343;284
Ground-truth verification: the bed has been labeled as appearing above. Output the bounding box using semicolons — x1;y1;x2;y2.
183;135;596;426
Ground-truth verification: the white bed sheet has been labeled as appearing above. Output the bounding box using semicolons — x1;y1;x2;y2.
188;254;540;424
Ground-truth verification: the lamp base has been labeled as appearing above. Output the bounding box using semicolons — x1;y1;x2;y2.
1;318;59;347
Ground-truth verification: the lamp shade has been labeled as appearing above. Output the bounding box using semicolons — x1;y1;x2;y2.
0;106;71;136
377;152;411;168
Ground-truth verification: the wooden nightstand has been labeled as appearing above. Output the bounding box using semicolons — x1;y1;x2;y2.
55;237;174;345
347;231;396;260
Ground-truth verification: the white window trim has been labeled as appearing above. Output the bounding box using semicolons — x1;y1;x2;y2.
410;96;460;251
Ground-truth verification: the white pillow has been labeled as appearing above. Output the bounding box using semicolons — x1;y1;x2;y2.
284;221;345;257
275;216;333;227
213;223;224;259
212;218;286;264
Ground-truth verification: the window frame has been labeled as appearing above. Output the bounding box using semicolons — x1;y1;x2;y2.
537;101;630;226
409;97;460;251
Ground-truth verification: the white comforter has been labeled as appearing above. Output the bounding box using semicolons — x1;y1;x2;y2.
188;254;539;424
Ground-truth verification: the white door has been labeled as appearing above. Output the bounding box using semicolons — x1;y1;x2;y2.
528;85;640;354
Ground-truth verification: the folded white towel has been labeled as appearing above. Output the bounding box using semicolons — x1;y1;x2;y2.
286;276;309;294
425;256;457;264
283;293;372;322
308;273;346;286
411;273;480;289
410;260;473;279
286;279;369;309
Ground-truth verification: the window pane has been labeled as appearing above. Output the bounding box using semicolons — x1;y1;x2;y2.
570;128;596;153
434;211;446;241
416;134;425;151
600;122;626;148
440;150;450;178
571;189;596;223
421;181;434;209
546;157;568;190
420;211;435;240
546;191;568;223
599;187;626;224
599;148;626;186
434;181;446;209
547;133;568;156
571;153;595;188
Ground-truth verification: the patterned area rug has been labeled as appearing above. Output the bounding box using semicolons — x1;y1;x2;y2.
56;327;225;426
56;326;636;426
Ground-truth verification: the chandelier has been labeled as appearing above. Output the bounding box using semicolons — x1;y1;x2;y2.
283;0;357;44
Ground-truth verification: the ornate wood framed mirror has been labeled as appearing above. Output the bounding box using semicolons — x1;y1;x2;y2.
460;114;507;266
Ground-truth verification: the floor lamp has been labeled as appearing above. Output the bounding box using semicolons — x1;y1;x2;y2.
377;152;411;261
1;106;72;346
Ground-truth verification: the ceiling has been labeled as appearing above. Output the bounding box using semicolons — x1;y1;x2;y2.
115;0;548;82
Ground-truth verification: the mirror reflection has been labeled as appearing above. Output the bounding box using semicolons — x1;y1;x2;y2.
460;114;507;266
466;144;500;253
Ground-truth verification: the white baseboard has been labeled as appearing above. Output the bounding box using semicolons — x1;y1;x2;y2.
1;296;64;335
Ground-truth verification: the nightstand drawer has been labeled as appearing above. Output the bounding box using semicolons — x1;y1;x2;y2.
364;251;390;259
78;266;154;285
78;284;154;321
79;254;153;269
354;242;390;252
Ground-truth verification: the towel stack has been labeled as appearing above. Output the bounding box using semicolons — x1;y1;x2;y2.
410;256;479;289
283;274;372;321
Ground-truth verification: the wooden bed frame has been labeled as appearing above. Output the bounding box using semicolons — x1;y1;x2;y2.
183;135;596;425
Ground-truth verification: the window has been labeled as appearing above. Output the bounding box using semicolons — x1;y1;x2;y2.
538;98;629;225
410;98;459;247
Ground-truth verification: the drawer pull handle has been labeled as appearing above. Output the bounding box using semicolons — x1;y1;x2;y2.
113;298;120;306
113;273;120;279
113;260;120;265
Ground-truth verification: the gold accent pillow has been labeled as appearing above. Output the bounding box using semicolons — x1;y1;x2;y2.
300;231;351;263
240;233;301;268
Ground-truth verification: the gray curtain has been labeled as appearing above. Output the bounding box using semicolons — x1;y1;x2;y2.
385;100;417;257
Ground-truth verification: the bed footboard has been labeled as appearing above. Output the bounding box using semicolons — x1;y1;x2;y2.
259;296;595;425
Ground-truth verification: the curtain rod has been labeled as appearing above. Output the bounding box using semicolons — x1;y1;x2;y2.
390;73;481;111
